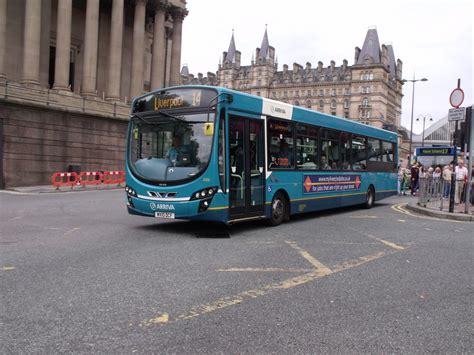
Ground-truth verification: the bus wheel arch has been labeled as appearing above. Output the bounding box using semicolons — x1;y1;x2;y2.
268;189;290;226
365;185;375;209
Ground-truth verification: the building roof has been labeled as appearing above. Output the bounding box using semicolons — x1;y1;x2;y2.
258;28;270;60
387;44;397;78
180;64;189;76
225;32;236;63
357;28;381;65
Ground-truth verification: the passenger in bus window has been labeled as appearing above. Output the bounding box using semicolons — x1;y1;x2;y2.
277;140;292;167
321;155;330;170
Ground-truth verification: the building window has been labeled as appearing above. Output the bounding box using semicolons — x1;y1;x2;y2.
344;99;350;109
362;97;369;107
283;91;288;98
331;89;336;96
320;76;325;81
331;100;337;109
257;79;262;86
306;100;312;108
333;75;338;81
257;92;261;96
344;111;349;119
319;100;324;109
319;89;324;96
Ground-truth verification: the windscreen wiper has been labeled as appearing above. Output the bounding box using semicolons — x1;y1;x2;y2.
157;110;186;122
130;112;151;124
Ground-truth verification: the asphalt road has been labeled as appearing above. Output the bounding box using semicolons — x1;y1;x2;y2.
1;189;472;353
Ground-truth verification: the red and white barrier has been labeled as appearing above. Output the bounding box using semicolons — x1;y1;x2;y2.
102;171;125;185
79;171;103;186
51;170;125;189
51;172;79;189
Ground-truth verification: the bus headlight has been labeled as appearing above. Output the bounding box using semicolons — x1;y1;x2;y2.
190;187;218;201
125;185;137;197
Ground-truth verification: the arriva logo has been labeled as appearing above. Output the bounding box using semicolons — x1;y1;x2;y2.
270;105;286;114
150;203;175;211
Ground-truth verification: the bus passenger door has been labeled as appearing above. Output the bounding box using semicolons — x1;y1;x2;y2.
229;116;265;219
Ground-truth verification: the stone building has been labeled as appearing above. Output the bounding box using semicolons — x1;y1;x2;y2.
0;0;187;188
216;27;403;129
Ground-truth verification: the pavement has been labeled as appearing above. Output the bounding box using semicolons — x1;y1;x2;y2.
3;184;124;194
3;184;473;222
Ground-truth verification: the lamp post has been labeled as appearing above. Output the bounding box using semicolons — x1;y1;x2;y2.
416;114;433;147
402;75;428;166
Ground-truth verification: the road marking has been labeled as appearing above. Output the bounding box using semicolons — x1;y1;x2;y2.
146;313;169;324
218;267;315;273
285;241;332;275
366;234;405;250
1;265;15;271
140;242;399;328
397;219;406;223
391;204;469;224
348;227;406;251
63;227;80;236
350;215;378;219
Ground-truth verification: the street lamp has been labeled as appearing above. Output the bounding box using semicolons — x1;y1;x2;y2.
416;114;433;147
402;75;428;166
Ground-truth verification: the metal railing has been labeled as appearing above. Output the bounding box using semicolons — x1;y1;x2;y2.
0;80;130;120
418;177;449;210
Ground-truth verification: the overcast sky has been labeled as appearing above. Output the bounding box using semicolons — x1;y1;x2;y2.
181;0;473;133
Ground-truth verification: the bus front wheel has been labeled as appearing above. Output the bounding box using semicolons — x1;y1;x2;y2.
365;186;375;209
268;191;287;226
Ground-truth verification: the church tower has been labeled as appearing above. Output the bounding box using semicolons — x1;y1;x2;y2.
217;31;241;89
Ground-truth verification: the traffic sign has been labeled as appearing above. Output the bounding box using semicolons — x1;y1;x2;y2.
448;107;465;121
449;88;464;108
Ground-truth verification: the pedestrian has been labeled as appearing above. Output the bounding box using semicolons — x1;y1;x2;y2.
442;164;452;198
454;159;468;204
410;162;419;195
401;168;409;195
397;166;403;195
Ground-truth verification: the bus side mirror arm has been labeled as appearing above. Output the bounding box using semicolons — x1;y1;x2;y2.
207;93;233;122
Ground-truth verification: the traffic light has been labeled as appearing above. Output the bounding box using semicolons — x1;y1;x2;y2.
458;106;471;151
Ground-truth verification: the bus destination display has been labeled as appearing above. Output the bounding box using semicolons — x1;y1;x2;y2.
133;88;216;113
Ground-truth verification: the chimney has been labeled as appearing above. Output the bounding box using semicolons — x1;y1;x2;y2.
354;47;361;64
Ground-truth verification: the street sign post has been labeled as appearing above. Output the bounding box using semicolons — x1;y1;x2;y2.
448;107;465;122
449;87;464;108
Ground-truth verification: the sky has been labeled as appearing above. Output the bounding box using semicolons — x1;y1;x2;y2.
181;0;473;134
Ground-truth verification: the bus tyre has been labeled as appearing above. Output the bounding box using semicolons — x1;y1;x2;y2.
365;186;375;209
268;192;286;226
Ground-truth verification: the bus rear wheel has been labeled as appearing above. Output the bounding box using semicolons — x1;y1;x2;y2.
268;191;287;226
365;186;375;209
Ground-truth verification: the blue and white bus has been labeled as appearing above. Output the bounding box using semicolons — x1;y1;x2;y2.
125;85;397;225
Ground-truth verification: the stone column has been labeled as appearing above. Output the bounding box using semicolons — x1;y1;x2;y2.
150;2;166;90
130;0;146;98
169;9;186;87
22;0;42;85
81;0;100;96
106;0;124;100
53;0;72;90
0;0;7;79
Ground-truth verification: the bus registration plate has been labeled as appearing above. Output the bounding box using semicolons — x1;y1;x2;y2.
155;211;175;219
